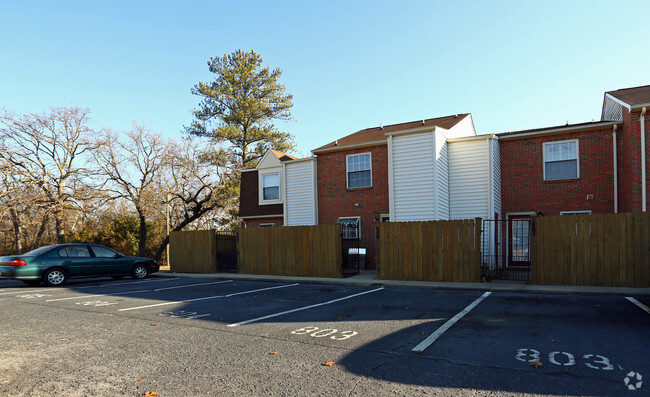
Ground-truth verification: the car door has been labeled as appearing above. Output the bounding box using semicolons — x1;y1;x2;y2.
57;246;96;276
90;246;133;275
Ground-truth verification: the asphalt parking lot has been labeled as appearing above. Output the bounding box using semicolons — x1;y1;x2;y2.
0;276;648;396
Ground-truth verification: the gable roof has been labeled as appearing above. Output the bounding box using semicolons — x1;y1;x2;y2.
312;114;471;153
605;85;650;108
269;149;298;162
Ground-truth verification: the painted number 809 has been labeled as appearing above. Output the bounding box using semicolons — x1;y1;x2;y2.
291;326;358;340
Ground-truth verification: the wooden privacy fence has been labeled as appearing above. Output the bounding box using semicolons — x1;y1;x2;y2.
376;219;482;282
531;212;650;287
169;229;217;273
238;224;343;278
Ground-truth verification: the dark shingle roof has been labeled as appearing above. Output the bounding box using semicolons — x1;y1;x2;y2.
606;85;650;107
313;114;470;152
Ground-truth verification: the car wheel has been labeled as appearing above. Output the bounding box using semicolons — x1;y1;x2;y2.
22;280;41;287
43;268;67;287
131;264;148;280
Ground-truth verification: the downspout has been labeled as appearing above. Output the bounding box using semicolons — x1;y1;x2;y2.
642;106;647;212
387;135;395;221
282;163;287;225
612;125;618;213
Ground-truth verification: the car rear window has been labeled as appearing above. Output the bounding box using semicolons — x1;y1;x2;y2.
23;246;56;256
58;246;91;258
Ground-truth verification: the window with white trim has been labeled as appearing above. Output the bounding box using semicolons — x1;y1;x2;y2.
337;217;360;239
560;210;592;215
259;223;275;227
543;140;579;180
260;171;280;202
347;153;371;188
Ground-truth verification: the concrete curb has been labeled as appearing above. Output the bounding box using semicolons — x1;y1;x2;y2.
152;270;650;296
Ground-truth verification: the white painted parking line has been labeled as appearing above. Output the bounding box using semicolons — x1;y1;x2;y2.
626;297;650;315
0;289;52;296
153;280;232;292
46;280;233;302
227;287;385;327
118;283;299;312
78;277;181;288
412;291;491;353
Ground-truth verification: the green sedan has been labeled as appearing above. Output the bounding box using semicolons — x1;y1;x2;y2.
0;244;160;286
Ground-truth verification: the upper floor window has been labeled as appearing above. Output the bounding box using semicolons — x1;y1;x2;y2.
260;171;281;204
347;153;372;188
543;140;579;180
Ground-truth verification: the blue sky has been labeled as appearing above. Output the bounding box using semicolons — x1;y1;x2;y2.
1;0;649;157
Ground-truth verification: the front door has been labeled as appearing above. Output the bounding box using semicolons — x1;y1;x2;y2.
508;215;531;268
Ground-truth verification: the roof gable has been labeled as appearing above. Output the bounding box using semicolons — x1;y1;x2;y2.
256;149;297;169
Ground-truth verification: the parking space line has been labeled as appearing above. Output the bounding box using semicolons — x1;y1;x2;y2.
78;277;181;288
227;287;385;327
46;280;233;302
412;291;491;353
117;283;299;312
626;297;650;315
0;289;52;296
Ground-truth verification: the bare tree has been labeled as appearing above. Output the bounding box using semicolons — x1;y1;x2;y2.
92;124;170;257
0;107;97;244
153;138;232;262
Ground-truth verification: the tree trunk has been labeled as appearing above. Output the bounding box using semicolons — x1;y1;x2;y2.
9;208;23;253
54;210;66;244
31;214;50;250
138;213;147;257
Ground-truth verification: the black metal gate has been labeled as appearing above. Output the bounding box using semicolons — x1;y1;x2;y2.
481;217;531;281
216;231;238;273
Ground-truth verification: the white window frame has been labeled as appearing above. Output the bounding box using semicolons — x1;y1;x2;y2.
346;153;372;189
380;214;390;222
337;216;361;239
259;223;275;227
259;170;282;205
559;210;592;215
543;139;580;181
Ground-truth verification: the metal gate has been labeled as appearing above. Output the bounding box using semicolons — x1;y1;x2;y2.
481;217;531;281
216;231;238;273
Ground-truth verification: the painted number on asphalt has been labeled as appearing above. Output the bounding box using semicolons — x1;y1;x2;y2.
516;348;615;370
291;326;358;341
76;301;118;307
162;311;210;319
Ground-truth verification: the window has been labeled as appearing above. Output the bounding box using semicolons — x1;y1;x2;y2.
544;140;579;180
338;217;360;239
259;223;275;227
91;246;119;258
58;246;91;258
380;214;390;222
261;172;280;201
347;153;371;188
560;210;592;215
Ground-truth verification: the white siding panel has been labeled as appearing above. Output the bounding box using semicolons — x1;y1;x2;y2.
449;139;489;219
435;132;449;219
392;132;436;221
285;160;316;226
492;139;501;217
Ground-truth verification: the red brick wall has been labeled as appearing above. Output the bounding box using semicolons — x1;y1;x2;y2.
243;217;284;228
500;128;616;217
239;170;283;218
316;145;389;269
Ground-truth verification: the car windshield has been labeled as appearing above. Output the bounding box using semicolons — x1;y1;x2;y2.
22;245;56;256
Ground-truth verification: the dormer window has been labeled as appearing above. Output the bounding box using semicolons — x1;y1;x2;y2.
259;170;281;204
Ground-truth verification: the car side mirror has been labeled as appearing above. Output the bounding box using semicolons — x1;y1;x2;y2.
113;253;122;259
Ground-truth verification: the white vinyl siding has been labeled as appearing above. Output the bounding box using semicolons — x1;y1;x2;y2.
491;138;501;217
449;139;490;219
392;132;437;221
284;160;317;226
435;131;450;220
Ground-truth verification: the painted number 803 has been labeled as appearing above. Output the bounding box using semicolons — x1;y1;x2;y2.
516;348;615;370
291;326;358;341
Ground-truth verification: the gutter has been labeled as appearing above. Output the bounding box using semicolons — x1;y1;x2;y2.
612;125;618;213
642;106;647;212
